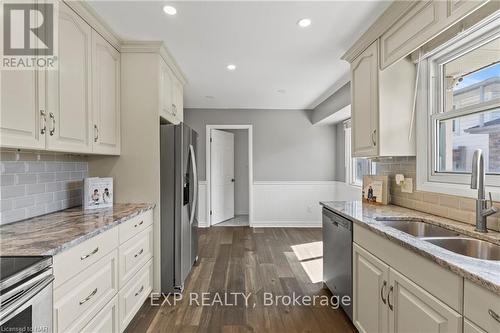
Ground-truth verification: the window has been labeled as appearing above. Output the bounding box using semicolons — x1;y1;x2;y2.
417;16;500;197
344;120;372;186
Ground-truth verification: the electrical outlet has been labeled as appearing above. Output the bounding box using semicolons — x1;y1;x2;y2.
401;178;413;193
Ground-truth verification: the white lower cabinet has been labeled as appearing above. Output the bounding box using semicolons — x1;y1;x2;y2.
119;259;153;332
389;268;461;333
54;250;118;333
82;295;119;333
464;319;487;333
353;243;462;333
353;243;389;333
53;210;154;333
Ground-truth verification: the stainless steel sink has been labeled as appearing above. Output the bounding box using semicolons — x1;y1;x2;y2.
424;237;500;261
375;218;461;238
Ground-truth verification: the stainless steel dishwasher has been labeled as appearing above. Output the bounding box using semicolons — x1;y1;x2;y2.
322;207;353;321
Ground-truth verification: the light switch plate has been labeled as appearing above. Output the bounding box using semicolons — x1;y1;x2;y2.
401;178;413;193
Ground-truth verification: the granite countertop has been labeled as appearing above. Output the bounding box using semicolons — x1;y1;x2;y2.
320;200;500;296
0;203;155;256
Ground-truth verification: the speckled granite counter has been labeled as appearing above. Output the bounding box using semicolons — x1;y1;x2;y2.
320;200;500;296
0;203;155;256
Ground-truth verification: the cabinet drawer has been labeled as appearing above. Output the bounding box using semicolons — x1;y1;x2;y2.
464;280;500;333
54;250;118;333
118;225;153;287
119;209;153;244
81;295;119;333
53;227;118;287
119;259;153;332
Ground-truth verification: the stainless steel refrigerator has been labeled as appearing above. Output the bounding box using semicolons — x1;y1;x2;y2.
160;123;199;293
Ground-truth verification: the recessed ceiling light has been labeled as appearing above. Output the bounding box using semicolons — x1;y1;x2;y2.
163;5;177;16
226;64;236;71
297;18;311;28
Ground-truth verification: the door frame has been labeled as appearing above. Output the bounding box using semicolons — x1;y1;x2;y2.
206;124;253;227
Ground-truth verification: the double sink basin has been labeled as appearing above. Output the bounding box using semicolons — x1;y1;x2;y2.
375;217;500;261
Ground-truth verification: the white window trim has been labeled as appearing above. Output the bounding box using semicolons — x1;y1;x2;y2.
344;120;370;188
416;12;500;200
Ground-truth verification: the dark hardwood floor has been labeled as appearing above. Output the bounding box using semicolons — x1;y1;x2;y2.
125;227;356;333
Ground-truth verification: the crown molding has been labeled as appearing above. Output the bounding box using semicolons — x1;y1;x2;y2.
341;1;416;63
63;0;121;51
120;41;188;85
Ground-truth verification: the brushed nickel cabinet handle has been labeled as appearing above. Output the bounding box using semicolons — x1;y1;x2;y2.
380;280;387;304
79;288;97;305
134;249;144;258
135;285;144;297
80;247;99;260
49;112;55;136
371;129;377;146
388;285;394;311
94;124;99;142
489;309;500;323
40;110;47;135
134;221;144;228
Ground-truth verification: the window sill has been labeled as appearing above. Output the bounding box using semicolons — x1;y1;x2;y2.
417;180;500;201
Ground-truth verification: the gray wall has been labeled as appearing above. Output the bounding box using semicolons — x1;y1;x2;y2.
184;109;338;181
335;122;346;182
223;129;249;215
311;82;351;124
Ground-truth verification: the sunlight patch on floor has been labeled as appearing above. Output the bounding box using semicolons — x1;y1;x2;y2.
291;241;323;261
300;258;323;284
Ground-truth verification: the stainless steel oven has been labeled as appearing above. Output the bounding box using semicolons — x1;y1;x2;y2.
0;257;54;333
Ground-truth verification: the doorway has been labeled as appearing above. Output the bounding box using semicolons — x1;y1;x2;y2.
206;125;253;227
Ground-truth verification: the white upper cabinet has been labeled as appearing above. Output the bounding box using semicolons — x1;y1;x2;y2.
92;30;121;155
351;41;379;158
350;40;416;158
172;75;184;123
46;2;93;153
159;60;174;123
159;57;184;125
0;70;45;150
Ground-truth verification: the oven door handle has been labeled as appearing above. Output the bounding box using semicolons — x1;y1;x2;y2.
0;272;54;326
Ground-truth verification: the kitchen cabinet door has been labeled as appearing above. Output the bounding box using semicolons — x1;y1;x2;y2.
172;75;183;123
0;70;46;150
353;243;390;333
159;59;174;122
388;268;462;333
351;41;379;157
46;2;92;153
92;30;121;155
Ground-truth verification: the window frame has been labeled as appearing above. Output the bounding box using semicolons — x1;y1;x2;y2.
416;13;500;199
344;119;372;187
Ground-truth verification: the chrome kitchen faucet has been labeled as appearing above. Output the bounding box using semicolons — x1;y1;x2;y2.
470;149;498;233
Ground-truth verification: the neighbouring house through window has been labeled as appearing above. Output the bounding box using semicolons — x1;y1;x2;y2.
417;15;500;197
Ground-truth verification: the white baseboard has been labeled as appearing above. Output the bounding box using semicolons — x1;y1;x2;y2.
251;220;321;228
197;180;361;228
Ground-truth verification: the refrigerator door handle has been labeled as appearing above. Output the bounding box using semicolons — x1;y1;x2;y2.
189;144;198;225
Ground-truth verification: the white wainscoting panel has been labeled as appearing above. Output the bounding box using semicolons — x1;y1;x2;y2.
197;181;208;227
197;180;361;228
252;181;360;227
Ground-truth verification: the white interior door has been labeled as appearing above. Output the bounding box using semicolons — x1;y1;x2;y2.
210;129;235;225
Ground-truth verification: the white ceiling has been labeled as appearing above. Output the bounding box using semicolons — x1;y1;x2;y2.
88;1;391;110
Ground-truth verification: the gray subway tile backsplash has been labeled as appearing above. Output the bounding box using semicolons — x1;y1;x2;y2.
0;152;88;225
